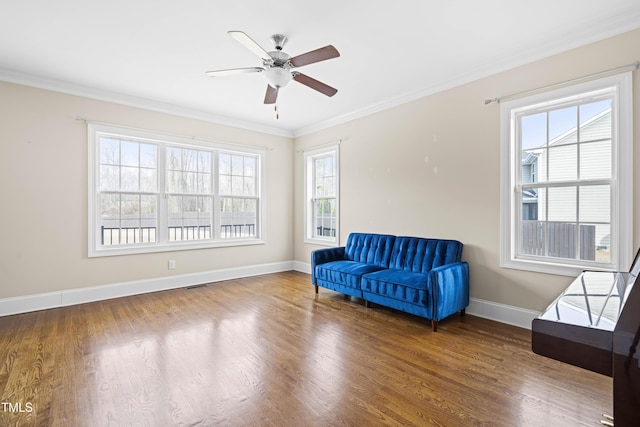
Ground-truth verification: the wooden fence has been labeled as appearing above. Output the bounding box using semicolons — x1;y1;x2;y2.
521;222;596;260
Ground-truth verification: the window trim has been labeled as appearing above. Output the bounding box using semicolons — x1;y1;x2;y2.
88;123;265;257
500;72;633;276
304;144;340;246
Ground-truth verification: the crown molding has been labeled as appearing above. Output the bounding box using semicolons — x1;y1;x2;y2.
0;68;294;138
293;20;640;138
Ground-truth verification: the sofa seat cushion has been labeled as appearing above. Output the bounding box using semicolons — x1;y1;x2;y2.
361;269;430;305
315;260;386;289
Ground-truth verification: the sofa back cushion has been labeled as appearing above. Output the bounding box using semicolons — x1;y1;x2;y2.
345;233;396;268
389;237;462;273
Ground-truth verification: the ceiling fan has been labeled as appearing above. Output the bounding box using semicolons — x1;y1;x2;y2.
206;31;340;109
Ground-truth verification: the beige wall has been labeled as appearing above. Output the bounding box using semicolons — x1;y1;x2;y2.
294;28;640;312
0;82;294;299
2;28;639;313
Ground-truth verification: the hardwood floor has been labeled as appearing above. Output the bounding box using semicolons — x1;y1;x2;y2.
0;271;611;426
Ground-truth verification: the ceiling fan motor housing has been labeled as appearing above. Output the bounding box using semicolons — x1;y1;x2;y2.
265;40;293;88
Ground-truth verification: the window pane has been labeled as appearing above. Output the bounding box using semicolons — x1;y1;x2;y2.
140;143;156;168
548;222;577;259
548;144;577;181
579;100;612;142
521;188;540;220
579;185;610;223
580;140;611;179
100;194;120;224
219;175;231;195
548;187;576;222
314;198;336;238
521;113;546;150
594;224;611;263
244;157;256;177
219;197;257;238
121;166;139;192
520;221;544;256
167;171;181;193
244;177;256;196
100;165;120;191
140;168;157;193
231;155;244;175
167;147;182;170
167;147;213;196
314;156;336;197
219;153;231;175
232;176;243;195
183;171;197;193
549;106;577;144
219;153;257;198
140;195;157;226
121;141;139;167
168;195;213;241
100;138;120;164
168;195;182;226
183;149;198;172
198;172;212;194
578;223;608;262
121;194;140;228
521;150;547;183
198;151;211;173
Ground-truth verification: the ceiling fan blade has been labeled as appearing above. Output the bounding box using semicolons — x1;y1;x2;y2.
228;31;272;61
264;85;278;104
293;73;338;97
205;67;264;77
290;45;340;67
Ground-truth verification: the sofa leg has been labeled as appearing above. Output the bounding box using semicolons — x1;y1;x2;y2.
314;285;318;294
364;300;371;308
431;320;438;332
461;308;466;317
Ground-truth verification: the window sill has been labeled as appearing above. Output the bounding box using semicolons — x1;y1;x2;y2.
89;238;265;258
304;237;339;247
500;256;616;277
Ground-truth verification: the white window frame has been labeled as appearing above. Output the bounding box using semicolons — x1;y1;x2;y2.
88;123;265;257
304;144;340;246
500;72;633;276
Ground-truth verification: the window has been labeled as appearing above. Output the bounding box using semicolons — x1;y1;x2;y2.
89;123;264;256
500;72;632;276
304;145;339;245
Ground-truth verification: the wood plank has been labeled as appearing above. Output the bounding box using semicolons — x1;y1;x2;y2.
0;271;612;426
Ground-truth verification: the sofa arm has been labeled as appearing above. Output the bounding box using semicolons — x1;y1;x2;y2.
311;247;346;284
429;262;469;321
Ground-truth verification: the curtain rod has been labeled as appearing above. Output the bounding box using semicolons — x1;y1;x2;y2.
75;117;273;151
484;60;639;105
296;139;342;153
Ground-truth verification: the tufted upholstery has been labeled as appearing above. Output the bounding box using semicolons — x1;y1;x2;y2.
344;233;396;267
311;232;469;331
388;237;463;273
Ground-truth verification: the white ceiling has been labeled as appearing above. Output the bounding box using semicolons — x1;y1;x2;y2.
2;1;640;137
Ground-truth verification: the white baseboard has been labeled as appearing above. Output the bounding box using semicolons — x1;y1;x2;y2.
0;261;294;317
292;260;312;274
1;261;541;330
466;298;540;330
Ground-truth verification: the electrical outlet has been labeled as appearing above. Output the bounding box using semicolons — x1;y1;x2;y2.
168;260;176;270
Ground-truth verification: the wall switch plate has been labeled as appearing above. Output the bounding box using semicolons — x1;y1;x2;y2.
168;260;176;270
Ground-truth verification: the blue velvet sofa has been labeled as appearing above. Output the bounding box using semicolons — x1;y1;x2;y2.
311;232;469;331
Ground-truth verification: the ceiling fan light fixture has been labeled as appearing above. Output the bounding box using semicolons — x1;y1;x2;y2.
264;66;292;88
